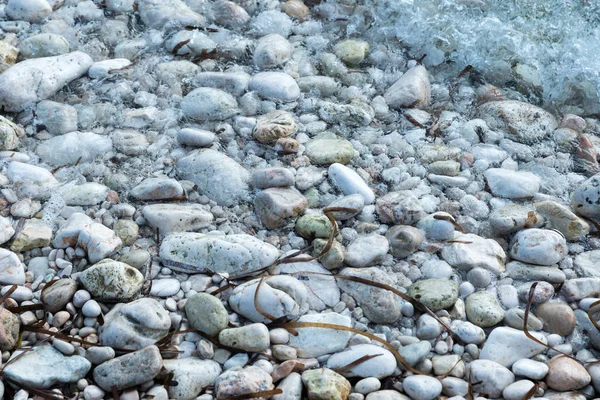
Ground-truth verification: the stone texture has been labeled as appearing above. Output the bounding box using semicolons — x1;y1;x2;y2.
255;187;307;229
302;368;351;400
93;345;163;391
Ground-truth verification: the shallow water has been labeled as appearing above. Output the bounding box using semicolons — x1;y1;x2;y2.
366;0;600;114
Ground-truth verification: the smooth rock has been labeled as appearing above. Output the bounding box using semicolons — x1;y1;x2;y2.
402;376;442;400
252;168;295;189
41;278;77;313
510;228;567;266
93;345;163;391
112;129;148;156
305;134;355;165
326;344;396;379
253;34;292;69
176;149;251;206
192;72;251;97
334;39;369;65
249;72;300;102
503;380;536;400
77;223;122;263
185;293;229;336
53;212;93;249
214;366;273;399
162;358;222;400
98;298;170;351
7;161;58;199
562;278;600;301
407;279;459;311
0;248;25;285
287;313;352;358
512;358;549;380
574;250;600;278
440;233;506;274
181;87;238;121
535;200;589;241
329;163;375;204
36;131;113;167
467;359;515;398
0;52;93;112
318;100;374;127
546;355;591;391
18;33;70;59
62;183;109;206
505;261;566;284
219;323;270;352
302;368;351;400
4;346;91;389
80;259;143;301
480;327;547;367
142;204;213;234
177;128;215;147
137;0;205;30
5;0;52;22
131;178;184;201
88;59;131;78
159;232;279;277
465;291;505;328
450;320;486;345
327;194;364;220
386;225;424;259
484;168;541;198
338;267;401;323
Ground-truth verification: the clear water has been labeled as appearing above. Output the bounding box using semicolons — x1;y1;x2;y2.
366;0;600;114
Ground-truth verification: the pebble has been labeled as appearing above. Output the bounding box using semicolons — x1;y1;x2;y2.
329;163;375;204
407;279;459;311
93;345;163;391
34;100;77;135
219;323;270;352
181;87;238;121
465;291;505;328
305;134;355;165
441;233;506;274
10;218;51;252
384;65;431;109
510;228;567;266
480;326;547;367
5;0;52;22
344;234;389;268
250;72;300;102
0;248;25;285
80;259;144;301
77;223;122;263
535;200;589;241
386;225;424;258
546;355;591;391
254;187;308;229
502;380;536;400
467;359;515;398
512;358;549;380
402;375;443;400
41;278;77;313
177;128;215;148
288;312;352;358
7;161;58;199
253;34;292;69
162;358;222;400
484;168;541;198
142;204;213;234
185;293;229;336
326;344;397;378
214;366;274;399
0;308;20;351
302;368;351;400
252;167;295;189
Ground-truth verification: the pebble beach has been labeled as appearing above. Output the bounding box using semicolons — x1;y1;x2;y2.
0;0;599;399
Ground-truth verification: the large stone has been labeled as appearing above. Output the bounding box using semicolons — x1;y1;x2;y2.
484;168;541;199
338;267;401;323
546;355;591;391
402;376;443;400
98;298;170;351
305;134;355;165
77;223;122;263
163;358;222;400
80;259;144;301
509;228;567;266
7;161;59;199
185;293;229;336
176;149;251;206
534;200;589;241
142;204;213;234
215;366;274;399
465;291;505;328
253;34;292;69
93;345;163;391
478;100;558;144
0;52;93;112
228;276;308;323
563;278;600;301
37;131;113;167
181;87;238;121
159;232;279;278
467;360;515;398
440;233;506;274
326;344;396;379
0;116;22;150
384;65;431;109
302;368;351;400
407;279;459;311
4;346;91;389
254;187;307;229
288;313;352;358
480;327;547;367
137;0;205;30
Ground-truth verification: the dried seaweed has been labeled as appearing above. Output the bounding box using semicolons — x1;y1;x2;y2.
220;389;283;399
253;277;277;322
521;381;539;400
586;299;600;332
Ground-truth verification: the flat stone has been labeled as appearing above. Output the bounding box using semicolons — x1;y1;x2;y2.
484;168;541;198
510;228;567;266
407;279;459;311
338;267;401;323
149;279;180;297
249;72;300;102
305;134;355;165
302;368;351;400
399;341;431;367
344;234;389;268
162;358;222;400
546;355;591;391
18;33;70;59
0;52;93;112
273;372;302;400
159;232;279;278
384;65;430;109
7;161;59;199
480;327;547;367
440;233;506;274
10;218;51;252
465;291;505;328
329;163;375;204
181;87;238;121
326;344;396;379
80;259;144;301
478;100;558;144
252;167;295;189
37;131;113;167
386;225;424;259
177;128;215;147
77;223;122;263
505;261;566;284
176;149;251;206
467;359;515;398
512;359;549;380
219;323;270;352
327;194;364;220
535;200;589;241
288;313;352;358
62;183;109;206
93;345;163;391
89;58;132;78
297;76;340;96
215;366;274;399
137;0;205;30
99;298;170;351
4;346;91;389
503;308;543;331
192;72;251;97
254;187;307;229
112;129;148;156
562;278;600;301
142;203;213;234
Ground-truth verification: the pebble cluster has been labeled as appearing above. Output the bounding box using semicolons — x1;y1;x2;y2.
0;0;600;400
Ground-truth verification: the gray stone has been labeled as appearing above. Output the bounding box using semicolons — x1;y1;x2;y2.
384;65;430;109
252;167;295;189
93;345;163;391
572;174;600;218
73;221;120;262
219;323;270;352
399;341;431;367
253;110;297;144
484;168;541;198
181;87;238;121
318;100;374;127
142;203;213;234
7;161;58;199
512;359;549;380
330;163;375;204
305;134;355;165
215;366;274;399
480;326;547;367
326;344;396;378
131;178;184;201
99;298;170;351
62;183;109;206
137;0;205;30
407;279;459;311
402;376;442;400
574;250;600;277
510;228;567;266
465;291;505;328
450;320;486;345
162;358;222;400
338;267;401;323
176;149;251;206
5;0;52;22
37;131;113;167
4;346;91;389
192;72;251;97
254;187;307;229
440;233;506;274
562;278;600;301
249;72;300;102
253;34;292;69
112;129;148;156
505;261;566;284
288;313;352;358
535;200;589;241
41;278;77;313
302;368;351;400
34;100;77;135
159;232;279;277
185;293;229;336
177;128;215;147
0;248;25;285
80;259;143;301
18;33;70;59
467;359;515;398
345;234;389;268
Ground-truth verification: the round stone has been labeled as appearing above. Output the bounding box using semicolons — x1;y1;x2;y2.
534;301;577;335
185;293;229;336
465;291;505;328
546;355;591;391
407;279;459;311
